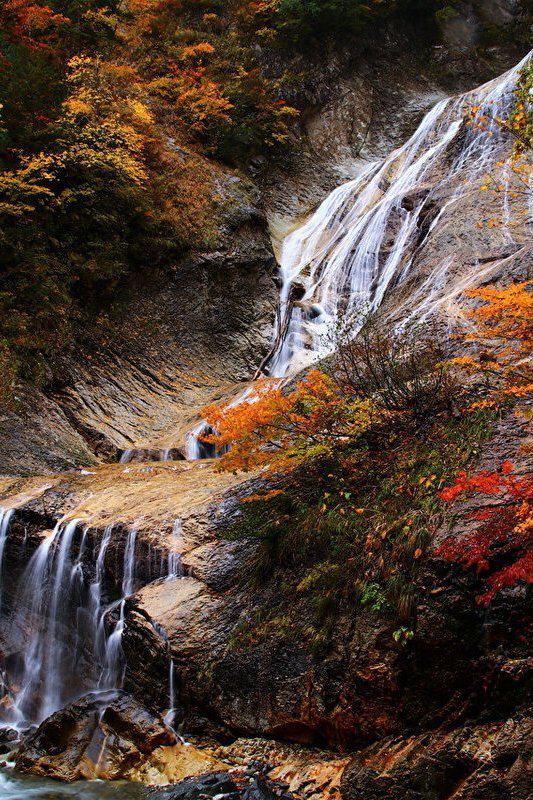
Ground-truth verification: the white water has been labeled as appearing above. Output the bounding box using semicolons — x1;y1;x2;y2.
185;423;207;460
0;509;14;613
269;52;531;377
0;768;144;798
120;448;176;464
99;529;137;691
9;520;81;726
163;659;177;730
0;519;172;731
167;518;184;580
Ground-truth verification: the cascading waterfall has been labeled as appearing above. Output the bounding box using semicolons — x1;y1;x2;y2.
99;528;137;691
10;519;81;726
268;52;531;378
120;448;179;464
0;508;14;612
0;519;172;731
0;56;528;767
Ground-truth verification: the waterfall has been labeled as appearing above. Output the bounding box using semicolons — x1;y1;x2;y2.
0;518;173;730
99;528;137;690
269;52;531;377
10;519;81;726
185;422;226;460
120;448;178;464
164;659;177;730
167;518;184;580
0;508;14;613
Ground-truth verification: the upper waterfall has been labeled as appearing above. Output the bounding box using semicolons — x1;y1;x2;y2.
268;51;531;378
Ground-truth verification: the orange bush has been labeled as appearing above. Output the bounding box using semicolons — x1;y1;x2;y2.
202;370;376;473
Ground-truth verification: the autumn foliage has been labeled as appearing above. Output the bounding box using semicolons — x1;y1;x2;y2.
436;461;533;605
452;280;533;407
203;370;377;473
468;60;532;227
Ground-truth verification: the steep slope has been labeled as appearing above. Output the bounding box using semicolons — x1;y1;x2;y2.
0;51;529;794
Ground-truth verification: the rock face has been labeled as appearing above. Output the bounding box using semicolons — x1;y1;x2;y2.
0;168;276;474
15;691;176;781
118;408;531;755
340;711;533;800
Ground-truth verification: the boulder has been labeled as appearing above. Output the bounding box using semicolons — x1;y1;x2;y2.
150;772;239;799
15;690;176;781
149;766;297;800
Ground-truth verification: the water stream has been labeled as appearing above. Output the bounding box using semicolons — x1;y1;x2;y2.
0;768;145;799
268;52;531;377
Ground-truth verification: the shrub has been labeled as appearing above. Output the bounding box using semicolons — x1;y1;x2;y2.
334;320;458;424
436;462;533;605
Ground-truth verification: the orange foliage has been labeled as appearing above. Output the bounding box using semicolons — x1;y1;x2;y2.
453;281;532;406
0;0;70;49
202;370;377;473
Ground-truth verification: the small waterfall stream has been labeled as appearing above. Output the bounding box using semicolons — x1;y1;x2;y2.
167;518;184;580
99;529;137;691
0;509;14;612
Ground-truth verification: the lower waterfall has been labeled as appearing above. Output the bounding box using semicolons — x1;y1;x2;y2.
0;519;176;732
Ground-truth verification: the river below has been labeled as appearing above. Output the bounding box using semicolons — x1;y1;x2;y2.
0;768;145;799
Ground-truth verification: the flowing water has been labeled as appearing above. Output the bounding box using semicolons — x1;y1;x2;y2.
99;529;137;691
184;52;530;455
0;768;145;799
268;52;531;377
0;509;14;612
0;521;169;731
167;519;184;580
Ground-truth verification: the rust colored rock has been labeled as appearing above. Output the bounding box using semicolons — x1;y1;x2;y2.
340;711;533;800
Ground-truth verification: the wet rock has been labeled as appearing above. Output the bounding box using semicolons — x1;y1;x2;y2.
149;767;298;800
340;710;533;800
14;690;176;781
0;726;19;754
150;772;239;799
0;727;18;744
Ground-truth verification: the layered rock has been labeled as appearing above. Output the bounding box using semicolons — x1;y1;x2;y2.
341;711;532;800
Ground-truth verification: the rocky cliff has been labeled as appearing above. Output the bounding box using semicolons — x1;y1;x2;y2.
0;3;530;798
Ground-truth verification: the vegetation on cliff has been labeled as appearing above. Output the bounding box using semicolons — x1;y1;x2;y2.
205;279;532;649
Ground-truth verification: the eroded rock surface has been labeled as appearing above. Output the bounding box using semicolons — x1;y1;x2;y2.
340;711;533;800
